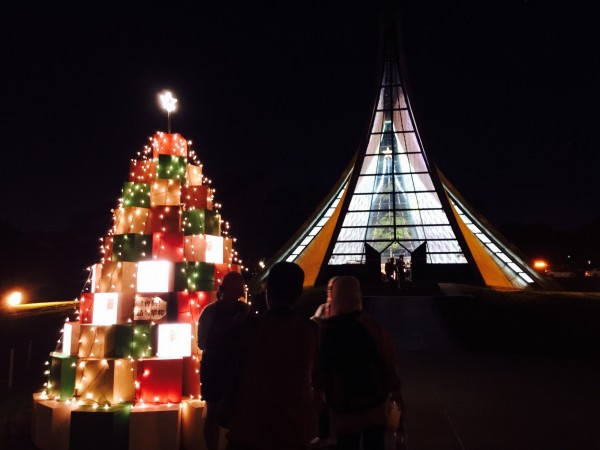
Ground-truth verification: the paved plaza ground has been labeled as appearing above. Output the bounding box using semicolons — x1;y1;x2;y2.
2;283;600;449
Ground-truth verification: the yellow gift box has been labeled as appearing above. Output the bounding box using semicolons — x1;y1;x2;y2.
74;358;135;405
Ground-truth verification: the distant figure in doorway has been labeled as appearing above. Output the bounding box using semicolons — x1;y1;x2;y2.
395;256;406;289
384;257;396;292
198;271;250;450
315;276;403;450
227;262;320;450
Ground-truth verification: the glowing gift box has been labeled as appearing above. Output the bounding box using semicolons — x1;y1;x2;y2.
48;352;77;400
135;358;183;404
184;234;224;264
78;325;116;359
204;235;224;264
96;261;137;294
157;154;187;182
113;206;153;235
74;358;135;405
181;399;206;450
174;262;215;292
181;184;213;210
130;159;156;184
176;291;213;323
151;178;181;206
69;404;130;450
122;181;151;208
32;394;77;450
152;232;184;261
157;323;193;358
186;163;203;186
129;403;181;450
92;293;120;325
111;234;152;262
182;355;201;398
89;292;134;325
152;131;188;158
149;205;181;233
134;294;169;324
137;260;175;293
62;322;81;356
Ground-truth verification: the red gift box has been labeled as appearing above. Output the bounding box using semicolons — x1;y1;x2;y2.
129;159;157;183
149;205;181;233
79;293;94;324
151;132;188;158
152;232;184;262
135;358;183;404
176;291;214;323
181;185;213;210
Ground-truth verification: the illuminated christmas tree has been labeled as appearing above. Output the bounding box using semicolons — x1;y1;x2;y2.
32;92;243;450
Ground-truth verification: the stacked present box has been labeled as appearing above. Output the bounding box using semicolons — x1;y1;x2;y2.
33;130;244;449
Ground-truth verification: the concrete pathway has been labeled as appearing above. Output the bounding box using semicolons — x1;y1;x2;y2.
363;294;600;450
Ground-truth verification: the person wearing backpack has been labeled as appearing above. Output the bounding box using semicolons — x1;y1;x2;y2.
198;271;250;450
315;275;403;450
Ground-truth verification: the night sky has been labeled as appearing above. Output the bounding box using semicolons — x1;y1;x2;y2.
3;2;599;268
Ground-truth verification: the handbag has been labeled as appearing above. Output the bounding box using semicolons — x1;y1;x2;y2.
385;397;407;450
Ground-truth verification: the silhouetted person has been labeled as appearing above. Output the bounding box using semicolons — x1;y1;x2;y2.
226;262;319;450
309;276;340;448
385;257;396;291
198;271;250;450
395;256;406;289
315;276;403;450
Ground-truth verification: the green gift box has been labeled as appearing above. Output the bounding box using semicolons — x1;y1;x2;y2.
157;154;186;182
183;209;221;236
114;324;157;358
174;262;215;292
205;209;221;235
111;234;152;262
122;182;151;208
48;352;76;400
132;323;157;358
182;209;205;235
